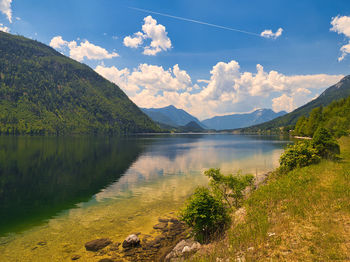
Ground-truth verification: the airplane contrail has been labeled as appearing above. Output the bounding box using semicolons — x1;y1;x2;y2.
129;7;262;37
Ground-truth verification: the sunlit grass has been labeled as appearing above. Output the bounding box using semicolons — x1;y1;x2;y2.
193;136;350;261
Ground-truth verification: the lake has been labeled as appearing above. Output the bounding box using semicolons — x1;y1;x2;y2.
0;134;290;261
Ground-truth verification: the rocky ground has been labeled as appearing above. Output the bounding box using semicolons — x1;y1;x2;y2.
77;216;199;262
73;172;272;262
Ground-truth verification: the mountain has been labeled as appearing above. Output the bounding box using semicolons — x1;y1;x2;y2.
202;109;286;130
141;105;206;128
179;121;205;133
239;75;350;133
293;95;350;138
0;32;159;135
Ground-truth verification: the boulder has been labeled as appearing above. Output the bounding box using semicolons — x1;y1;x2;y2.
122;234;140;249
85;238;112;252
165;239;201;261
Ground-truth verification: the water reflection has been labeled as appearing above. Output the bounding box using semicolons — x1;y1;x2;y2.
0;136;146;235
0;134;291;262
0;135;289;236
95;134;288;201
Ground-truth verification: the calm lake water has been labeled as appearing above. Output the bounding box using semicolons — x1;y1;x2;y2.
0;134;290;261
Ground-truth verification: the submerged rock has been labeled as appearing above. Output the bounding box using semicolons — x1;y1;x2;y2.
109;242;121;251
85;238;112;252
165;239;201;261
98;258;115;262
153;222;168;230
71;254;81;260
122;234;140;249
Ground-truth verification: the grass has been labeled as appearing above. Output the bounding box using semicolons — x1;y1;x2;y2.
193;136;350;261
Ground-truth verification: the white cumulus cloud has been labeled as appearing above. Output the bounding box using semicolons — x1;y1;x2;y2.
0;22;9;32
123;15;172;55
330;15;350;61
261;28;283;39
272;94;294;112
95;61;342;119
49;36;68;49
123;32;144;48
0;0;12;23
49;36;119;62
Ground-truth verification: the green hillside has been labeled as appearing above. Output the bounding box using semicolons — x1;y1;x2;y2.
0;32;160;135
238;75;350;134
294;95;350;137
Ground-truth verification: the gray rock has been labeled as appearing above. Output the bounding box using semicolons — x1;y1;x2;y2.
122;234;140;249
85;238;112;252
165;239;201;261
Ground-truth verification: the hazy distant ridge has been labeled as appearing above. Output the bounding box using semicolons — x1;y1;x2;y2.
202;109;287;130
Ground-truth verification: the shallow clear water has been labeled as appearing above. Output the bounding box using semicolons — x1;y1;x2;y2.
0;134;290;261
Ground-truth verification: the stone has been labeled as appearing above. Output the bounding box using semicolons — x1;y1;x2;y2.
85;238;112;252
268;232;276;237
71;254;81;260
153;222;168;230
109;242;120;251
37;241;46;246
169;218;179;223
98;259;115;262
122;234;140;249
158;217;170;223
165;239;201;261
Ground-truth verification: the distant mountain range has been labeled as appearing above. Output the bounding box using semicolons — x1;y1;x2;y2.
0;31;159;135
142;105;286;131
239;75;350;133
202;109;287;130
141;105;206;129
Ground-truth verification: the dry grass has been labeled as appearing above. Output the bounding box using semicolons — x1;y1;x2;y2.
192;137;350;261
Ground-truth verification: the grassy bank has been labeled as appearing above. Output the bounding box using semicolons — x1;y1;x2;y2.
195;136;350;261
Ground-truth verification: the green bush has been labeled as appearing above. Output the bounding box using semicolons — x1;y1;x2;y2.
180;187;230;243
279;141;321;172
205;168;254;208
312;127;340;159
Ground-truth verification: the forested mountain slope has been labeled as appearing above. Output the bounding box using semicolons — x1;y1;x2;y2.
294;95;350;137
0;32;159;135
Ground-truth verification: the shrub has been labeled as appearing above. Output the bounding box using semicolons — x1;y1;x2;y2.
279;141;321;172
312;127;340;159
180;187;230;243
205;168;254;208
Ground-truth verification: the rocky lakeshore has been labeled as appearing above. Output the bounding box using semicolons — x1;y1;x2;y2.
77;216;201;262
74;171;272;262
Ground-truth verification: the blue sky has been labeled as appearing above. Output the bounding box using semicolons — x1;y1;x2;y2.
1;0;350;119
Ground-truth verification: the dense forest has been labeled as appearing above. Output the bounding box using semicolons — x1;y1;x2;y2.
238;75;350;134
293;96;350;138
0;32;160;135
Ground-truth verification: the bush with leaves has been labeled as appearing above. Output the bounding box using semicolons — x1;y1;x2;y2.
180;187;230;242
312;127;340;159
279;141;321;172
204;168;254;208
180;169;254;242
